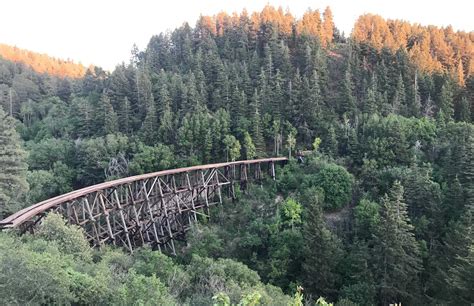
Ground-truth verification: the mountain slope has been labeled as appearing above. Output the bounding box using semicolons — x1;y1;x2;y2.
0;44;88;78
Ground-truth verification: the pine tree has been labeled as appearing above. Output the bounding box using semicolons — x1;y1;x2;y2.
438;83;454;121
250;89;265;157
326;125;338;156
339;64;356;118
322;7;334;47
446;201;473;303
141;99;158;145
374;181;421;305
303;190;342;300
410;71;422;117
460;135;474;204
271;69;284;120
118;97;131;134
448;243;474;303
306;70;322;128
102;94;118;135
392;74;406;114
456;97;471;122
243;132;256;159
444;175;464;221
158;86;174;145
422;94;435;118
136;67;154;122
364;73;378;115
456;59;465;87
0;107;28;217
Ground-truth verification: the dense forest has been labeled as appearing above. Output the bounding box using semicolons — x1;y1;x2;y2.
0;5;473;305
0;43;88;78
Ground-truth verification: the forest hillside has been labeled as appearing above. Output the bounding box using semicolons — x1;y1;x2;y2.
0;5;472;305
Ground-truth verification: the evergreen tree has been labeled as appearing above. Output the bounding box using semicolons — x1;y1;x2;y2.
305;70;322;128
410;71;422;117
445;203;473;304
456;97;471;122
141;99;158;145
136;67;154;123
437;83;454;121
322;7;334;47
392;74;406;114
303;190;342;300
373;181;421;305
118;97;131;135
158;86;174;145
460;135;474;204
422;94;435;118
339;64;356;118
243;132;256;160
456;59;465;87
102;94;118;135
271;70;284;120
0;107;28;217
250;90;265;157
364;73;378;115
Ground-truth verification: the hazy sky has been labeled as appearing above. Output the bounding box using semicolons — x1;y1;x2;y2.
0;0;472;70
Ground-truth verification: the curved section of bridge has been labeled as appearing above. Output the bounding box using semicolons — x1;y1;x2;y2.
0;157;287;253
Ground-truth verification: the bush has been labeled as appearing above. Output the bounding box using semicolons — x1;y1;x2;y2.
314;164;354;210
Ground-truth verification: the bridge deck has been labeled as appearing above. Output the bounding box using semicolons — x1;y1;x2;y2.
0;157;288;231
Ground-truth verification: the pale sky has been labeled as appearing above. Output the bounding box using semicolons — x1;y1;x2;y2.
0;0;472;71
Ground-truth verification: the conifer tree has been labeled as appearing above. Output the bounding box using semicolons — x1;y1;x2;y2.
438;83;454;121
118;97;131;134
243;132;256;160
303;190;342;300
306;70;322;127
0;107;28;217
422;94;435;118
374;181;421;305
322;7;334;47
392;74;406;114
271;70;284;120
410;71;422;117
364;73;378;115
456;59;465;87
445;202;473;304
250;89;265;157
460;135;474;204
339;64;356;118
141;99;158;145
456;97;471;122
158;104;174;145
102;94;118;135
136;67;154;122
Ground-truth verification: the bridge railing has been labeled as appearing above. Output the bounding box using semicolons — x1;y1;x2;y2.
0;157;287;253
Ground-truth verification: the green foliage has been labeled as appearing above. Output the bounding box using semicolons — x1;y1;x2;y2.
354;199;380;240
243;132;257;160
27;162;74;203
373;181;421;305
0;107;29;217
223;135;241;161
0;234;74;304
314;163;354;210
213;292;231;306
129;143;175;175
303;189;343;300
0;6;473;306
117;270;175;306
36;213;92;261
280;198;302;229
313;137;322;152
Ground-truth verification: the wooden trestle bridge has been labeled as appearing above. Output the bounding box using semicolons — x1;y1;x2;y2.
0;157;287;254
